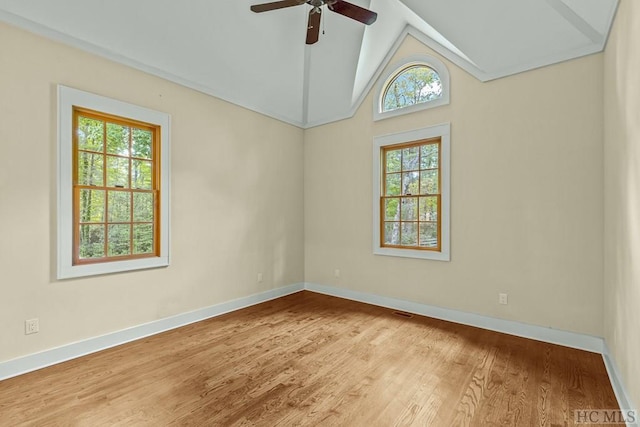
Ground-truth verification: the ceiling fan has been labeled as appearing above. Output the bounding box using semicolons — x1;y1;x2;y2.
250;0;377;45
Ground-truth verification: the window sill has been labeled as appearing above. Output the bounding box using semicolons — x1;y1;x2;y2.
373;247;450;261
58;256;170;279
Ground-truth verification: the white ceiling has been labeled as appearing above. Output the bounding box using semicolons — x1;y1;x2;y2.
0;0;618;128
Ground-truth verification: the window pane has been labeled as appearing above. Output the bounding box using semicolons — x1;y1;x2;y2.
385;173;401;196
386;149;401;173
132;159;153;190
108;224;131;256
133;192;154;222
133;224;154;254
132;128;153;159
401;223;418;246
420;223;438;248
382;65;443;112
384;198;399;221
108;191;131;222
400;197;418;221
420;170;439;194
79;189;105;223
79;224;105;259
420;144;439;169
77;116;104;152
402;171;419;195
106;123;130;156
402;147;419;171
77;152;104;186
106;155;130;188
384;222;400;245
68;92;167;273
419;196;438;222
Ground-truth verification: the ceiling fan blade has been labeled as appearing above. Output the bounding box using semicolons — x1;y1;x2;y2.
329;0;377;25
250;0;305;13
306;9;321;45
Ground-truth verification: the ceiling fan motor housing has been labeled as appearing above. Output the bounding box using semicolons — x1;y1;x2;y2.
251;0;377;44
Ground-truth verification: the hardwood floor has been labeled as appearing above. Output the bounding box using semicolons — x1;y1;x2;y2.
0;291;618;426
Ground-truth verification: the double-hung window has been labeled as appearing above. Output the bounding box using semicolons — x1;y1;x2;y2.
381;138;441;250
373;124;450;261
58;86;170;279
73;108;160;264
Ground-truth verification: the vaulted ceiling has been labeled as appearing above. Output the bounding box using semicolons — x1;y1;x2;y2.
0;0;618;128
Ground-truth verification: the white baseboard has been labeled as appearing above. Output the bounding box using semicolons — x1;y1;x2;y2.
2;280;634;420
304;283;640;421
602;344;639;426
0;283;304;381
304;282;605;353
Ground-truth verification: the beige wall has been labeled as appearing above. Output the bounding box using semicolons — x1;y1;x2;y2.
305;36;604;336
604;0;640;408
0;22;304;362
0;10;620;380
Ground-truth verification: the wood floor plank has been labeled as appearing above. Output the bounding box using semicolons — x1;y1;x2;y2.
0;291;618;426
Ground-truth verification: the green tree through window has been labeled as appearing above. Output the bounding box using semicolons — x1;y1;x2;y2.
381;138;441;251
74;108;159;264
382;65;442;112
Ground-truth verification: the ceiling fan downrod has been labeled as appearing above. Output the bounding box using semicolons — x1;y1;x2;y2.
250;0;377;44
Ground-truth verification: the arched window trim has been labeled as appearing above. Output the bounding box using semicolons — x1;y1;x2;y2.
374;54;450;121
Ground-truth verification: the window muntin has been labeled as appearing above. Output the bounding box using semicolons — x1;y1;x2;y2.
73;108;160;264
382;65;443;113
58;85;170;279
381;138;441;251
372;123;450;261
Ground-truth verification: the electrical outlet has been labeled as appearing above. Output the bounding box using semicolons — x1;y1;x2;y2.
498;293;508;305
334;269;340;278
257;272;263;283
25;318;39;335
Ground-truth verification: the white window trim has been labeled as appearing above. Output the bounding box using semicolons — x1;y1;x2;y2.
373;54;450;122
57;85;171;279
373;123;450;261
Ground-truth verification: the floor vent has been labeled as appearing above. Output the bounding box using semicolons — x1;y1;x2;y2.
392;311;414;318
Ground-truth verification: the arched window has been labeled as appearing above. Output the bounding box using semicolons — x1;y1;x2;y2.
374;55;450;121
382;65;442;112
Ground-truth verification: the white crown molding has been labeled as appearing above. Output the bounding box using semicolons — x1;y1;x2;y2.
303;24;486;129
0;10;306;129
1;8;612;130
546;0;603;44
